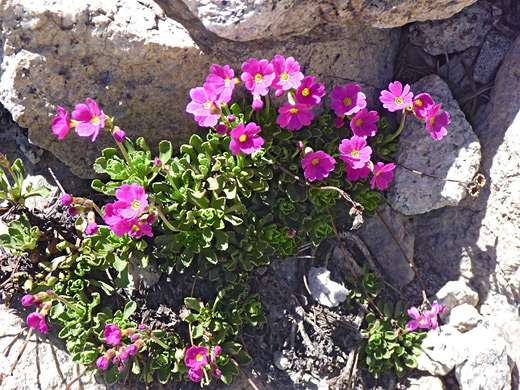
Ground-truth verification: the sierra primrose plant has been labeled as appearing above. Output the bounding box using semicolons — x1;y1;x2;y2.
2;53;481;387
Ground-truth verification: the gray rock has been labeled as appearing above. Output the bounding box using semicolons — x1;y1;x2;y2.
416;325;464;376
407;375;446;390
0;0;211;178
409;1;493;56
449;303;482;332
125;256;162;296
0;305;110;390
174;0;478;38
455;327;512;390
273;350;292;371
357;204;415;287
434;280;479;321
473;30;513;84
387;75;481;215
307;267;349;308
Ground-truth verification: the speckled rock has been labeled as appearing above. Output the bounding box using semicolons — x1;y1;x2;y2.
387;75;481;215
473;30;513;84
409;1;493;55
449;303;482;332
170;0;478;40
416;325;464;376
357;204;415;287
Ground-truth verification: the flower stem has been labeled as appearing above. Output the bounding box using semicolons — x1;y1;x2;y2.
114;137;135;173
149;333;169;349
54;296;83;314
91;201;105;218
384;110;407;143
156;207;177;232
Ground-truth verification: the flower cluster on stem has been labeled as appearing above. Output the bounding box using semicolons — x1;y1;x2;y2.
185;345;222;384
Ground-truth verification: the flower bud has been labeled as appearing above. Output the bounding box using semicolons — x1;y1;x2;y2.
130;334;141;341
0;152;8;167
96;356;109;370
286;229;296;238
215;124;227;135
112;127;126;143
61;194;73;207
252;95;263;111
227;115;236;123
105;349;116;359
126;344;138;355
21;295;35;306
153;157;162;168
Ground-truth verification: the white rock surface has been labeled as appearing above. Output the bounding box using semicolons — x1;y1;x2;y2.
407;375;446;390
433;280;479;321
388;75;481;215
416;325;464;376
307;267;349;308
448;303;482;332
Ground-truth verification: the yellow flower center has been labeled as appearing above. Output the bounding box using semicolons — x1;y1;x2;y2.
375;171;381;177
280;72;289;81
343;97;352;106
419;318;424;324
311;158;320;166
224;78;230;87
355;119;363;127
395;97;403;105
203;100;212;109
131;225;140;232
196;354;204;362
415;99;422;107
351;150;359;158
254;74;263;82
430;117;436;126
91;116;100;125
131;200;141;210
290;108;299;114
302;88;310;97
239;134;247;142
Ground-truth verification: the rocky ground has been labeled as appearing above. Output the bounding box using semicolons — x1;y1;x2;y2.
1;0;520;389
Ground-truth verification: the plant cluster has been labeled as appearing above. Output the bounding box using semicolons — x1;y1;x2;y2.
0;53;479;387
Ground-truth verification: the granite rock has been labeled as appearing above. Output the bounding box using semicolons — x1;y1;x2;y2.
448;303;482;332
307;267;349;308
473;30;513;84
387;75;481;215
416;325;464;376
433;280;479;321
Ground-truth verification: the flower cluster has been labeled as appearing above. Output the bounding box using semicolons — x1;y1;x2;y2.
406;302;446;331
379;81;450;140
61;194;99;235
185;345;222;383
103;183;154;239
96;324;144;372
22;291;56;334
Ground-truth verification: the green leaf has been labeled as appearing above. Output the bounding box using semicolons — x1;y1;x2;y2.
184;297;202;312
123;301;137;320
403;354;418;369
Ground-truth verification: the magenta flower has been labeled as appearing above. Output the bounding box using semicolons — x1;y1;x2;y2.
379;81;413;112
423;302;446;330
128;219;154;239
350;109;380;137
27;312;48;333
61;194;73;206
96;357;109;370
252;95;264;111
370;162;395;190
52;106;71;140
406;306;432;331
188;367;204;382
215;124;227;135
229;122;264;156
186;83;222;127
185;346;209;370
301;151;336;182
104;324;122;345
338;136;372;169
241;58;275;96
271;55;304;97
206;64;235;103
425;103;450;140
113;129;126;143
72;98;105;142
413;93;435;119
295;76;325;106
330;84;366;117
334;117;344;128
277;103;314;131
86;222;98;235
21;294;35;306
345;164;371;182
126;344;138;356
211;365;222;379
114;183;149;220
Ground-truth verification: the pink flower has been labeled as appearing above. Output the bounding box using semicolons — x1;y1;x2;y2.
211;366;222;379
52;106;71;140
188;367;204;382
114;183;149;220
301;151;336;182
186;84;222;127
21;294;35;306
229;122;264;156
252;95;264;111
206;64;235;103
128;219;153;239
215;124;227;135
271;55;304;97
295;76;325;106
345;164;371;181
338;136;372;169
185;346;209;370
406;306;432;331
350;109;380;137
72;98;105;142
113;129;126;143
334;117;344;128
379;81;413;112
104;324;122;345
126;344;138;356
330;84;366;117
96;357;109;370
85;222;98;235
413;93;435;119
241;58;275;96
277;103;314;131
370;162;395;190
27;312;48;333
61;194;73;206
425;103;450;140
423;302;446;330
